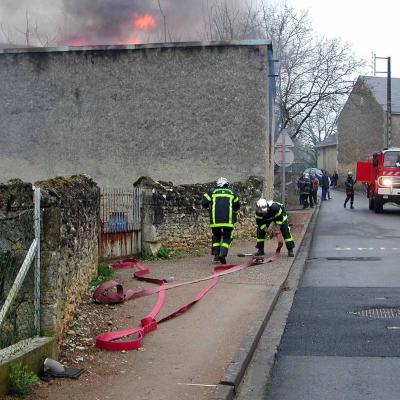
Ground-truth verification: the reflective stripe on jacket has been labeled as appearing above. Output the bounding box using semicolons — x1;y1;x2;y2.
255;202;287;229
202;188;240;228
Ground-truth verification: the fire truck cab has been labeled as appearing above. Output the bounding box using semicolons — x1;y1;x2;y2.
356;147;400;213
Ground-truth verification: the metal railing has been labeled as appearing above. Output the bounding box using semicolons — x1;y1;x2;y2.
0;186;41;362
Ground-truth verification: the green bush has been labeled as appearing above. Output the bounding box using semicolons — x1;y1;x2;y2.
90;261;115;287
8;362;38;396
157;247;172;260
195;250;206;257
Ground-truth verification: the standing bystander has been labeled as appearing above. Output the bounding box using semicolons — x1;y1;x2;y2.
321;170;330;201
344;171;356;209
310;172;319;206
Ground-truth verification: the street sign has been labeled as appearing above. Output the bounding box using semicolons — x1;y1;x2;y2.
275;130;295;148
274;147;294;167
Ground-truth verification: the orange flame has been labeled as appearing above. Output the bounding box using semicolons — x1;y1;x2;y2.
131;13;157;30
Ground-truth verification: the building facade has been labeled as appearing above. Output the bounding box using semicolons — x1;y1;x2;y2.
316;134;337;173
337;76;400;176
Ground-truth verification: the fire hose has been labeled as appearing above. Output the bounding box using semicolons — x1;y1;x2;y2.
93;236;284;351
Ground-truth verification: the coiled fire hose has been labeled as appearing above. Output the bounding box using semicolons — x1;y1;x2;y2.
93;236;284;351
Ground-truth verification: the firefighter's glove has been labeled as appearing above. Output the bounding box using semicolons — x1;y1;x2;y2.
266;228;274;239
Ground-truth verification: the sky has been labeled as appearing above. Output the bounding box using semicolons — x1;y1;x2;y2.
0;0;399;77
290;0;400;77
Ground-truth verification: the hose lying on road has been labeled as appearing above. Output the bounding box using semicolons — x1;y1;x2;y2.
93;236;283;351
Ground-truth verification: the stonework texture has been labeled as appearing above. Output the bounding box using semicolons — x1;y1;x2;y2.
0;175;99;342
135;176;264;252
0;42;273;187
337;78;400;180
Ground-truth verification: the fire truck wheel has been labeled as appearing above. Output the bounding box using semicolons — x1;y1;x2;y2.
369;198;375;210
374;199;383;213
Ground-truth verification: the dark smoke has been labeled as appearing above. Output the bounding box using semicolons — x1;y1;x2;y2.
62;0;206;45
62;0;154;44
0;0;247;47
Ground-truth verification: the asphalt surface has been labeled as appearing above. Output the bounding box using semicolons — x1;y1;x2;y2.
266;190;400;400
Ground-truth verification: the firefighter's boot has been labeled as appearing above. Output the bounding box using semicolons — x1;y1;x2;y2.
288;249;295;257
350;203;354;209
219;247;228;264
212;247;220;262
253;243;265;257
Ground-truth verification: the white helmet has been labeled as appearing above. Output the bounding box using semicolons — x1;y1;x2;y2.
348;171;353;176
256;198;269;214
216;177;229;187
303;172;310;178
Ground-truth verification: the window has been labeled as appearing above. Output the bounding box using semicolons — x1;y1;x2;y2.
383;151;400;167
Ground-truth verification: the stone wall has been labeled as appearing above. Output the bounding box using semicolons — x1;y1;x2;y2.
0;41;274;188
0;175;99;342
135;176;264;253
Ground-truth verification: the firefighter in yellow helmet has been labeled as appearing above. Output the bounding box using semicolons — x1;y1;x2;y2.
254;199;295;257
202;177;240;264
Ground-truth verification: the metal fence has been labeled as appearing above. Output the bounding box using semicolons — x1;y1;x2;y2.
100;187;143;259
0;187;41;363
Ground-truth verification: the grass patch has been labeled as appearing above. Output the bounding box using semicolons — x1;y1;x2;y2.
194;250;206;257
8;362;39;396
157;247;172;260
90;261;115;287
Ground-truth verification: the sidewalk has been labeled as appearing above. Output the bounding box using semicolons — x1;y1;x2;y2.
17;208;315;400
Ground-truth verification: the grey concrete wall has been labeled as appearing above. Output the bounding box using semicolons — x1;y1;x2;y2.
0;42;272;187
337;79;400;176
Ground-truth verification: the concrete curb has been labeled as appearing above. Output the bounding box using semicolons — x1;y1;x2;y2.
213;204;321;399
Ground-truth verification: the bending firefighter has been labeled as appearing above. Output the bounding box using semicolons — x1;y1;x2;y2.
254;199;295;257
202;177;240;264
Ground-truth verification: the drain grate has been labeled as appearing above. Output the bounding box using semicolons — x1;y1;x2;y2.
326;257;381;261
350;308;400;319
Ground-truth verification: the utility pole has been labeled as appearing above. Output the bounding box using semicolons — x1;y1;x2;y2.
373;54;392;147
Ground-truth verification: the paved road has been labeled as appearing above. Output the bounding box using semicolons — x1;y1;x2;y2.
266;190;400;400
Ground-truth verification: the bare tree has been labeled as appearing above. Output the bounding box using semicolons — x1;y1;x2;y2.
0;10;62;48
299;100;342;164
201;0;262;41
259;1;365;139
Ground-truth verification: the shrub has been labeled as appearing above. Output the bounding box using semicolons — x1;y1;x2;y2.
90;261;115;287
8;362;39;396
157;247;172;260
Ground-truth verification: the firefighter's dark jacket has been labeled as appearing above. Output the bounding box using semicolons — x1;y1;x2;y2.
255;202;288;229
345;177;356;193
297;177;311;195
202;187;240;228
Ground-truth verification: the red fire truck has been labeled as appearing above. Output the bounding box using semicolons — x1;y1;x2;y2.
356;147;400;213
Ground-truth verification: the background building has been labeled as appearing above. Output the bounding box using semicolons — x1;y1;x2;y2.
337;76;400;175
316;133;337;173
